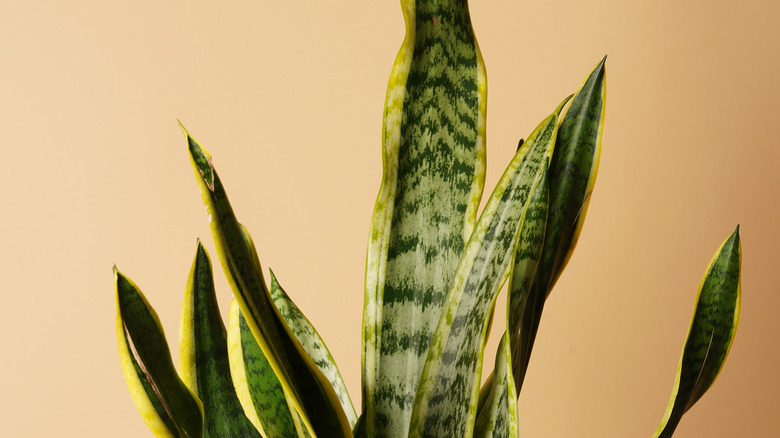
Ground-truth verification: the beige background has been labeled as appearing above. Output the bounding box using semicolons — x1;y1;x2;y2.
1;0;778;436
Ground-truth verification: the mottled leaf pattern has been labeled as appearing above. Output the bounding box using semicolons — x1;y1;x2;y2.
473;334;518;438
409;110;558;438
652;227;742;438
115;267;204;438
239;223;358;430
362;0;487;435
510;60;606;394
537;57;607;295
269;270;359;429
178;242;262;438
184;124;351;437
227;300;299;438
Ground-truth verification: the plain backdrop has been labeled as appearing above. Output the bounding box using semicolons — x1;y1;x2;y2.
1;0;778;436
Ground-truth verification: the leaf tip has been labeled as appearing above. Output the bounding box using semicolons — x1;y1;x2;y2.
177;119;189;137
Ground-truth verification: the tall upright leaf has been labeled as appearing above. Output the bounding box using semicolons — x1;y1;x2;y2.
178;241;262;438
269;270;359;429
652;227;742;438
538;57;607;294
408;111;558;438
115;267;204;438
511;58;607;394
227;300;302;438
361;0;487;435
473;334;519;438
183;124;351;438
239;224;358;429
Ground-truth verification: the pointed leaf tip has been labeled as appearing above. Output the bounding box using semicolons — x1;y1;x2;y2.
177;119;189;137
185;131;216;193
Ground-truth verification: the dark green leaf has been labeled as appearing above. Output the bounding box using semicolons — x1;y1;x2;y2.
115;267;204;438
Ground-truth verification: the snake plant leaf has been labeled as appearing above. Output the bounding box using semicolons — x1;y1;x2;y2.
182;124;351;438
473;334;519;438
177;241;262;438
227;299;301;438
268;270;359;429
503;60;606;396
237;223;358;430
536;56;607;296
477;154;550;419
652;226;742;438
361;0;487;434
115;267;204;438
408;110;559;438
506;147;549;395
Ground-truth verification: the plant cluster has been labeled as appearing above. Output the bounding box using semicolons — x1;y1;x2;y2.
114;1;742;437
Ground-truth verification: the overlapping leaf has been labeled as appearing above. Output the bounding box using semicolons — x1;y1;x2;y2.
269;270;359;429
115;267;204;438
360;0;487;435
510;58;607;394
238;224;358;430
652;227;742;438
227;299;301;438
408;107;559;438
473;334;518;438
177;241;262;438
183;124;351;438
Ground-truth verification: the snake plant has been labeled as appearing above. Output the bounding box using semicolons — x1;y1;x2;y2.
114;1;742;437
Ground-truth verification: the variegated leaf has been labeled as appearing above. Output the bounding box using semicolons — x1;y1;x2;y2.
115;267;204;438
511;59;607;393
652;227;742;438
178;241;262;437
183;124;351;438
473;334;518;438
361;0;487;435
408;109;559;438
537;56;607;295
269;270;359;429
238;223;358;430
227;299;301;438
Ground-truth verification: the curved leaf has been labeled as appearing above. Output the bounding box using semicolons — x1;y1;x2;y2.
178;241;262;437
473;334;518;438
537;56;607;295
508;59;607;396
408;110;558;438
506;150;550;394
227;299;300;438
269;270;358;429
238;223;357;430
652;226;742;438
360;0;487;435
182;124;351;438
115;267;204;438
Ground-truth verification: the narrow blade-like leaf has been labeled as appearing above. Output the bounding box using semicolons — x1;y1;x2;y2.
652;226;742;438
227;299;301;438
506;152;549;394
361;0;487;434
473;334;519;438
477;137;552;415
115;267;204;438
509;60;607;394
238;223;357;430
178;241;262;437
537;56;607;295
183;124;351;438
269;270;359;429
409;110;559;438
